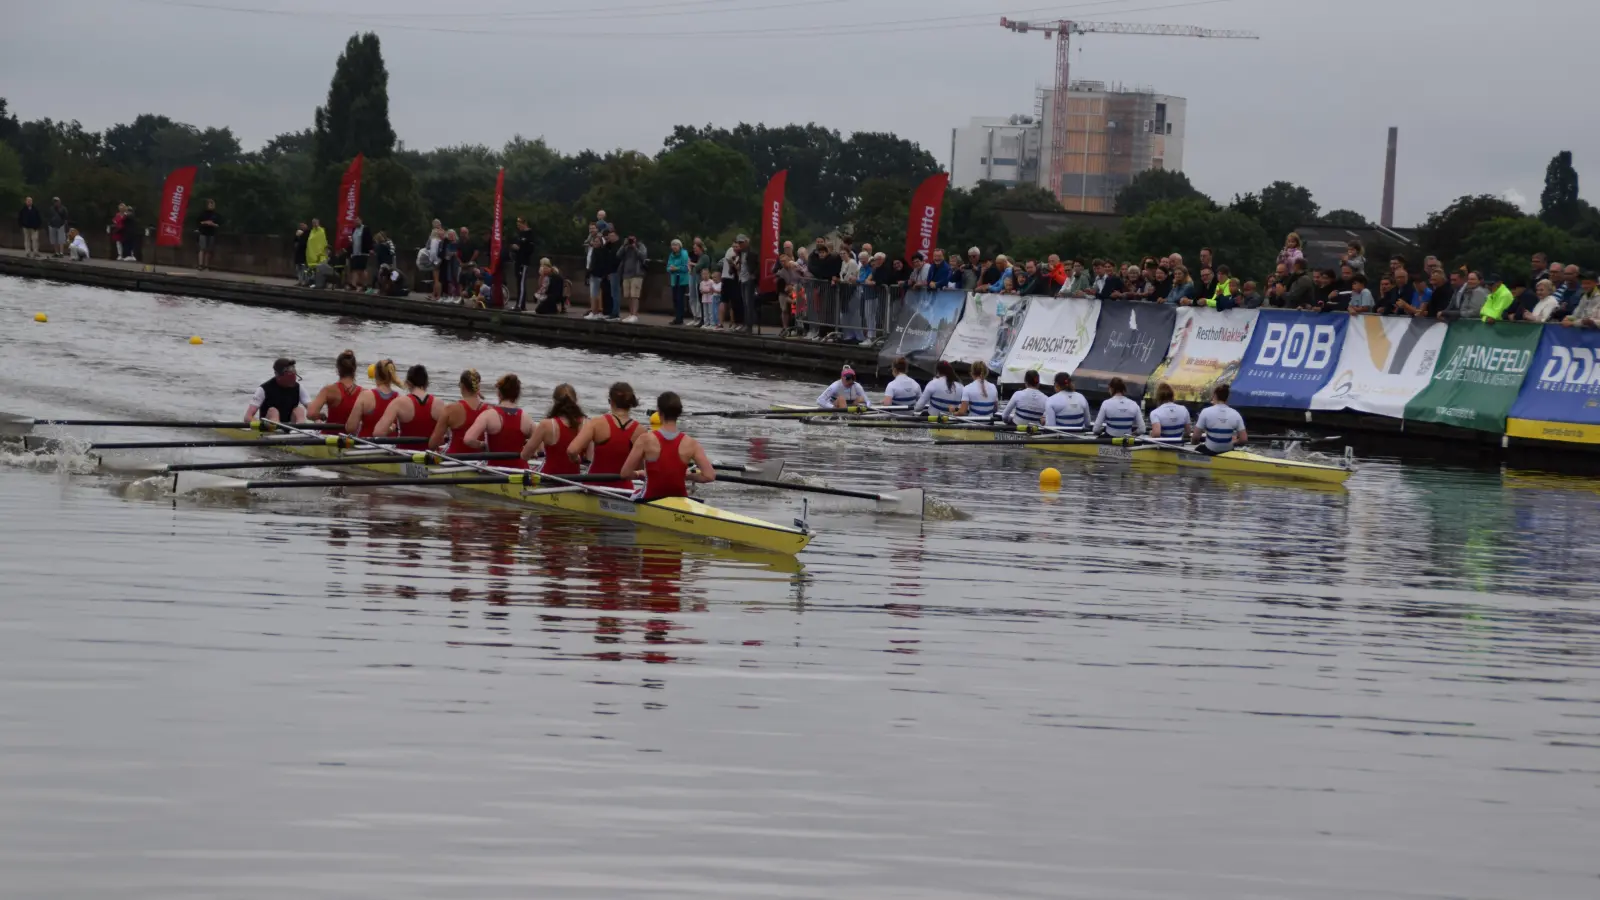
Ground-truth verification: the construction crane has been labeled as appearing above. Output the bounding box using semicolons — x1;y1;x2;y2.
999;18;1258;211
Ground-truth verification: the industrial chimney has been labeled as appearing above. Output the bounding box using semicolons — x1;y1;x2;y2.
1381;127;1398;228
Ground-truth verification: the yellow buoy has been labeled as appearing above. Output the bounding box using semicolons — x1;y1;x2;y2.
189;335;204;345
33;312;47;323
650;411;662;428
1038;467;1062;490
366;363;376;379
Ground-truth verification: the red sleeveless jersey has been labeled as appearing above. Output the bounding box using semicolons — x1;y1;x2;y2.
396;393;436;441
639;431;689;501
588;415;639;490
359;389;399;438
445;400;487;456
484;406;528;469
540;418;583;477
327;382;361;430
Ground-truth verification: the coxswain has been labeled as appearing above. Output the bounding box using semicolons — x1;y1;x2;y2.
816;365;869;409
1192;383;1247;455
956;360;998;419
305;349;362;426
520;383;586;475
428;369;486;453
1000;369;1048;426
372;364;435;442
1093;377;1147;437
567;382;642;490
461;374;535;468
1147;382;1191;444
881;356;922;408
914;360;964;415
623;391;715;501
1044;372;1091;431
345;358;401;437
244;357;312;423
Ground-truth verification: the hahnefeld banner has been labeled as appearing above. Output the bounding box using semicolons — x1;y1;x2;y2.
1506;325;1600;443
997;296;1100;386
1072;300;1177;400
1403;321;1541;432
1148;308;1258;402
1311;315;1448;419
1230;310;1348;408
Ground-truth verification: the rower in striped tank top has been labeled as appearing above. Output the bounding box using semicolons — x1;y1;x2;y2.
881;356;922;408
622;391;716;502
371;364;437;442
429;369;487;455
1147;382;1192;444
1044;372;1092;431
1000;368;1048;426
520;383;586;476
957;359;998;419
567;382;642;491
914;360;964;415
346;358;401;437
1093;377;1147;438
461;373;535;469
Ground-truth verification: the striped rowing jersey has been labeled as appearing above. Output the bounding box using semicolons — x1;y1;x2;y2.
961;379;999;417
1094;395;1147;437
1001;387;1048;426
1149;401;1192;443
882;374;922;407
1194;403;1245;454
816;380;869;409
1045;391;1092;431
915;378;964;414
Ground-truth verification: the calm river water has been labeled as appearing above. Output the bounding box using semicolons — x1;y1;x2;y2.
2;276;1598;899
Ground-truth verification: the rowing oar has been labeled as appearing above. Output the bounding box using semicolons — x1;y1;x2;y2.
6;418;343;430
679;405;909;419
705;472;926;516
24;434;427;452
159;451;524;473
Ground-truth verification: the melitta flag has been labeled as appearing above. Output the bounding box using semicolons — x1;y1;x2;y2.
334;153;364;252
488;167;505;275
155;165;198;247
759;169;788;294
903;173;949;264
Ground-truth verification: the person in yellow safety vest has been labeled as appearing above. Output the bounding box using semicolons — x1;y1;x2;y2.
1201;267;1237;309
1480;273;1515;322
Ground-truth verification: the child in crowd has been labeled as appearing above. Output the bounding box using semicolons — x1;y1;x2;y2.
699;269;722;330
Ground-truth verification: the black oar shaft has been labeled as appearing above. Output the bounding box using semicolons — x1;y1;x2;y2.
714;472;881;501
81;437;427;450
165;452;522;472
31;419;341;430
242;475;522;490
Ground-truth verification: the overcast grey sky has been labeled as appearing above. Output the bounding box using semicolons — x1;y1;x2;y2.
3;0;1595;225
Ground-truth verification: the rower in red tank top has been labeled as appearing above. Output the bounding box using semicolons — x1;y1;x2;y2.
371;365;437;442
622;391;716;502
461;374;533;469
346;359;401;437
568;382;642;491
520;383;585;476
430;369;487;454
306;349;363;428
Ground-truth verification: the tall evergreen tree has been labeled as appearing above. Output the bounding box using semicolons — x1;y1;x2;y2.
312;33;396;171
1539;150;1581;230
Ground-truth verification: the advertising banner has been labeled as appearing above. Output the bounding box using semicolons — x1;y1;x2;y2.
1311;315;1448;419
1506;325;1600;443
941;293;1012;368
1148;308;1258;401
758;169;787;294
1072;300;1177;400
997;296;1100;385
878;288;967;374
1404;321;1541;432
334;153;363;252
903;173;949;264
155;165;197;247
1230;310;1348;408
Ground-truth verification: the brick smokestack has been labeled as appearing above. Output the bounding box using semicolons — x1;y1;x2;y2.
1381;127;1398;228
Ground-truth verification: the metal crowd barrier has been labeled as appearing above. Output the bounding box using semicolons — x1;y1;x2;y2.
789;278;899;345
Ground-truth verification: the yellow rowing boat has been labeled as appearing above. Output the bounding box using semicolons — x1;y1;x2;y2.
201;429;813;555
928;428;1352;485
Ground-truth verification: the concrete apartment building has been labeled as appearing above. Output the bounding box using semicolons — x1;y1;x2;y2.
950;83;1186;212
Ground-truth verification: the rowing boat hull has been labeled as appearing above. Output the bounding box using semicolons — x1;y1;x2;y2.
927;428;1351;484
213;430;812;555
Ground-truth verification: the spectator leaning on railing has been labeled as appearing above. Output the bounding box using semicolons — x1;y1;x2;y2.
1564;271;1600;327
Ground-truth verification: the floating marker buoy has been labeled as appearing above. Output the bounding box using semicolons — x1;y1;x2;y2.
366;363;375;379
1039;467;1062;490
650;412;662;428
189;336;204;345
34;312;47;323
